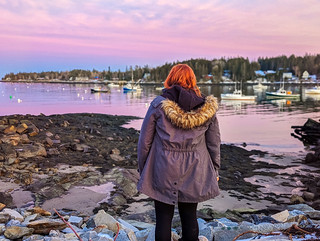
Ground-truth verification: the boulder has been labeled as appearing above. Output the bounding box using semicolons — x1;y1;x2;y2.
3;126;16;134
17;144;47;158
16;123;28;134
0;134;21;145
68;216;83;228
303;191;315;201
4;226;34;239
0;194;13;208
271;210;290;222
0;214;10;223
290;194;305;204
27;219;67;234
1;208;24;222
94;210;121;233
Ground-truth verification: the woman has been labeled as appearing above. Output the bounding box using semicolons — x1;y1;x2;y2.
137;64;220;241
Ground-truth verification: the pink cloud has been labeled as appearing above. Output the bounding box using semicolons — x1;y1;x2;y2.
0;0;320;76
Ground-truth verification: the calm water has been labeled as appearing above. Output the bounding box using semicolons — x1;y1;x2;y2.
1;82;319;153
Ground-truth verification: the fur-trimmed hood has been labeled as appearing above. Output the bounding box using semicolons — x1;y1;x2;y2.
161;95;218;129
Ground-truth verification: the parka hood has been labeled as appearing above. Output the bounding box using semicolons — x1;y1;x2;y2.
161;85;205;112
161;95;218;129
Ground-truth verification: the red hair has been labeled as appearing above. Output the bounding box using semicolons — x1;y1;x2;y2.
164;64;201;97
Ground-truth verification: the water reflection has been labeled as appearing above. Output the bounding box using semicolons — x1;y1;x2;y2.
0;82;319;153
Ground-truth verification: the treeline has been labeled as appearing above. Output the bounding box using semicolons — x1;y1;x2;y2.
3;54;320;83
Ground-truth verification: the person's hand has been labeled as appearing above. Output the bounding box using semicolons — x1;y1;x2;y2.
217;176;219;182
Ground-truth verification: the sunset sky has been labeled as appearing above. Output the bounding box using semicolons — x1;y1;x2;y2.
1;0;320;77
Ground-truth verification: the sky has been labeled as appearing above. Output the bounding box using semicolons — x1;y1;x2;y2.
1;0;320;77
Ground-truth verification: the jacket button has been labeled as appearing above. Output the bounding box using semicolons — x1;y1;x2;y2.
174;182;177;185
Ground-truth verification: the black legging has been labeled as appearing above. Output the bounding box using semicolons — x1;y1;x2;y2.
154;200;199;241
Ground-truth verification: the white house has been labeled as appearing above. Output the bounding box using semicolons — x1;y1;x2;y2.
283;72;292;80
302;71;309;80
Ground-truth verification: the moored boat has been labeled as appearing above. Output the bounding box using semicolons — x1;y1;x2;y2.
305;86;320;94
221;89;256;101
266;88;299;98
90;88;110;93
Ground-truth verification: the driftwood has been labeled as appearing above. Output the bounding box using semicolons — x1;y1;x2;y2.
291;118;320;145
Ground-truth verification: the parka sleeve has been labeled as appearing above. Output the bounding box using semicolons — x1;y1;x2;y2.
205;115;221;172
137;105;158;174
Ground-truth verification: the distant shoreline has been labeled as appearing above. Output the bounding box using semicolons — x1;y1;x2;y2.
0;79;317;86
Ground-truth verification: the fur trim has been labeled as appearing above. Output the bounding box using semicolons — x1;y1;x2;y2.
161;95;218;129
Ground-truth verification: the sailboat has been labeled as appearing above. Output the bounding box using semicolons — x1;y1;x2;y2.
221;82;256;101
123;70;142;92
266;79;299;98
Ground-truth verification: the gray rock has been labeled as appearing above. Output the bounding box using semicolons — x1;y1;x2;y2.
1;208;24;221
6;219;21;227
118;218;139;233
22;214;38;225
93;210;120;233
199;225;214;241
96;233;113;241
135;229;151;241
114;230;130;241
0;235;10;241
61;224;83;234
68;216;83;228
287;204;315;212
145;227;155;241
23;234;45;241
108;194;127;206
125;220;154;230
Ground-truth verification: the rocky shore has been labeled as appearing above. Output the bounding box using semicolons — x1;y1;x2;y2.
0;113;320;240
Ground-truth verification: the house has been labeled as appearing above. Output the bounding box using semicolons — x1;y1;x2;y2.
283;72;292;80
302;71;309;80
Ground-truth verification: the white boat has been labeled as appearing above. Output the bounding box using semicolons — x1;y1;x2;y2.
266;88;299;98
253;82;267;91
107;83;119;87
221;89;256;100
305;86;320;94
123;84;142;91
221;82;256;101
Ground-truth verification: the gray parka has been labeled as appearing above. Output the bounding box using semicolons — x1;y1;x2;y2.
137;95;220;205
